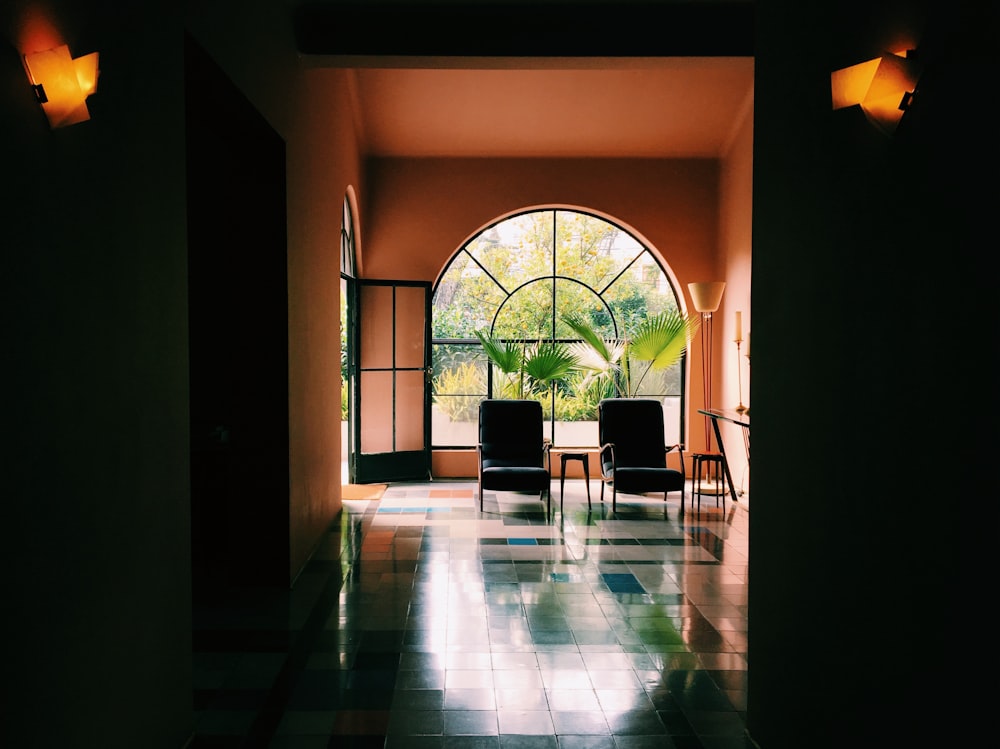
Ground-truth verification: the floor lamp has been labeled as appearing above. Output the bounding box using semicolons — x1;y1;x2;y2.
688;282;726;452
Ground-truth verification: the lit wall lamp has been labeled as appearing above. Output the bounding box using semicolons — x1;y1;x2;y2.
831;50;922;136
23;44;100;129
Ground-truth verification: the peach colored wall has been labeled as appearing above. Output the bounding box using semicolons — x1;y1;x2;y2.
358;152;752;462
361;157;720;286
716;86;754;496
432;450;478;478
284;67;364;578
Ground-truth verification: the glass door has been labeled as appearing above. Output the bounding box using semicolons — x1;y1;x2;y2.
352;279;432;483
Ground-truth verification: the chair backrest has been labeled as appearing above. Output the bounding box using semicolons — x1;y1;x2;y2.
479;399;545;467
598;398;666;468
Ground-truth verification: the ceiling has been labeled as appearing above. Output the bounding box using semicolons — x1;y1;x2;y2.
293;3;755;160
340;59;755;159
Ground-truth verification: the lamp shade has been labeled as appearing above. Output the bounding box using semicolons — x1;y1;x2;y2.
688;282;726;313
831;51;922;136
23;45;100;129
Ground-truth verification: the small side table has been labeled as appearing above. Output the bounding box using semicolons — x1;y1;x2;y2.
690;452;726;516
556;451;591;510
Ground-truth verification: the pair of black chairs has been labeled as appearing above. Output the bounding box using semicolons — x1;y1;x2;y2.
477;398;686;515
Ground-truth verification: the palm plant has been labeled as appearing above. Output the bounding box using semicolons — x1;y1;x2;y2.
474;329;581;400
561;309;700;398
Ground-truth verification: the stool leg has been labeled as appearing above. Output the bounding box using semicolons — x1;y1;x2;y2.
718;458;725;514
693;456;701;517
714;459;720;509
693;457;697;516
699;459;705;516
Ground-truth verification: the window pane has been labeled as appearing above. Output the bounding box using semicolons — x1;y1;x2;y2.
466;213;555;294
360;285;394;369
602;257;680;333
495;279;554;339
395;285;425;368
433;250;505;337
551;278;610;339
554;210;634;293
431;343;486;446
360;370;393;453
396;369;425;451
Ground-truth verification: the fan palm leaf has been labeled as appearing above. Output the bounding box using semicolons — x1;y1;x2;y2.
630;310;701;370
562;314;626;393
561;309;700;397
562;314;620;364
523;341;580;385
474;329;523;373
475;329;581;398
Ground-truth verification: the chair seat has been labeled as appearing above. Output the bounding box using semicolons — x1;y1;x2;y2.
481;465;550;492
610;466;684;494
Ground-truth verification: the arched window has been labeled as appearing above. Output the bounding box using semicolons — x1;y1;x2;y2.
340;193;356;279
340;192;358;480
432;208;688;448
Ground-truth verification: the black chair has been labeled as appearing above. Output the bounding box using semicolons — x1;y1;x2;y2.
598;398;686;514
478;399;552;515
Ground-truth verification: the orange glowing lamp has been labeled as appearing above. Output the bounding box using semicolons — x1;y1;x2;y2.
23;44;100;129
831;51;922;136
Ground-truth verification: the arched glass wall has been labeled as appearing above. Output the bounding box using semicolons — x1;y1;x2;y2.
432;208;687;447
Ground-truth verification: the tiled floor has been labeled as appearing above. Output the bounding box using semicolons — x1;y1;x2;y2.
190;479;752;749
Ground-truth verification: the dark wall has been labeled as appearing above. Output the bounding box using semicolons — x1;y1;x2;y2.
185;33;290;595
749;0;991;745
2;1;193;746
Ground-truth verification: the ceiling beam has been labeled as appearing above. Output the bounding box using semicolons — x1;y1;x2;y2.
293;2;755;59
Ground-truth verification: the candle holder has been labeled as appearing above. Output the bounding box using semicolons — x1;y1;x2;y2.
735;338;748;414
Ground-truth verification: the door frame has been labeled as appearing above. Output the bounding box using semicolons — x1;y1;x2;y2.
351;279;432;483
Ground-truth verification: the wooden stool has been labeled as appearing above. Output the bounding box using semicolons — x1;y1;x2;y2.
558;451;591;510
690;452;726;516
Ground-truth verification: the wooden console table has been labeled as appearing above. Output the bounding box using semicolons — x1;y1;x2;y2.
697;408;749;505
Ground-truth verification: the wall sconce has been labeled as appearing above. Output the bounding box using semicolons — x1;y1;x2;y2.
831;50;922;136
23;44;100;129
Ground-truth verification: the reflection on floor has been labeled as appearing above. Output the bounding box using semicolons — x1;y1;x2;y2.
191;479;752;748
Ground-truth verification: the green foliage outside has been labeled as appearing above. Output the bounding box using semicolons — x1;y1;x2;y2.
430;209;692;428
473;329;580;400
340;289;349;421
432;361;484;421
562;309;700;398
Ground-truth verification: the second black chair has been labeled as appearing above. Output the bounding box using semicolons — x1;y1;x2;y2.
597;398;686;514
477;399;553;515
